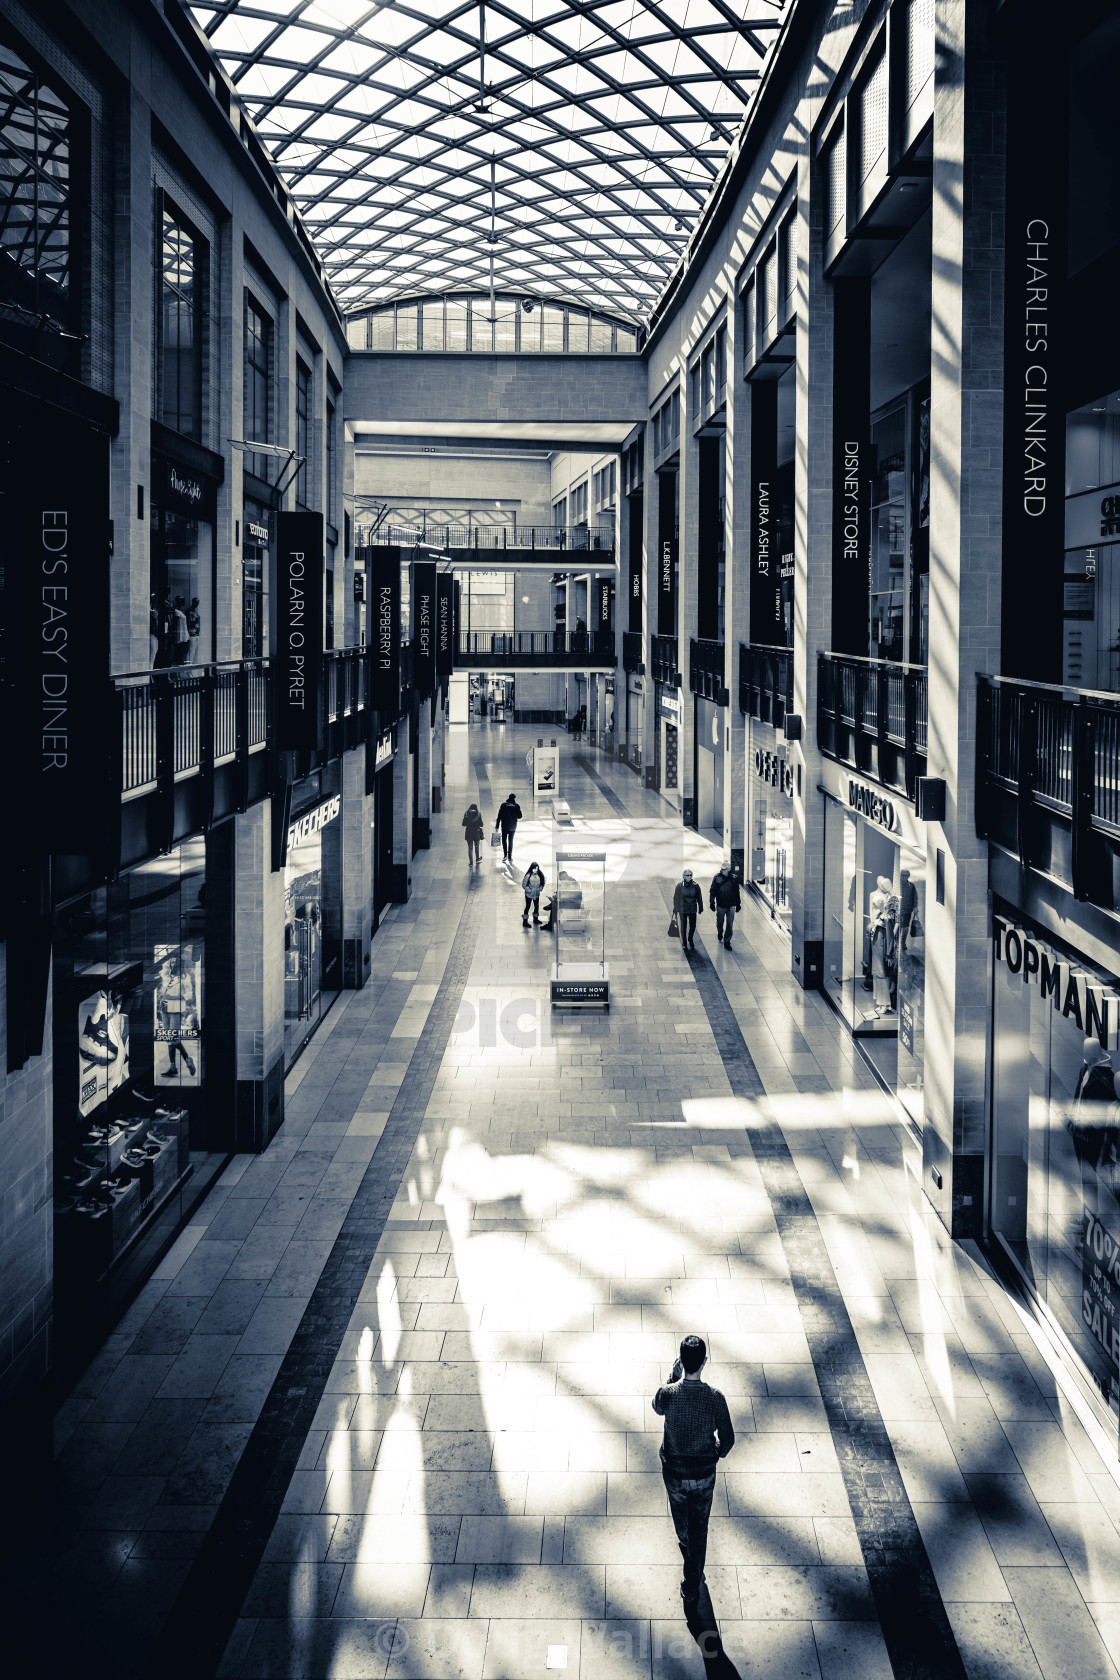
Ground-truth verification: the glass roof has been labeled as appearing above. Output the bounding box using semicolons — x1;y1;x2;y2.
185;1;785;324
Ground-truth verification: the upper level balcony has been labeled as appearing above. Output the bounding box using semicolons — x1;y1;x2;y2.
739;642;792;729
455;631;615;670
650;635;681;688
689;638;728;706
622;631;645;675
818;652;928;801
977;677;1120;911
359;522;615;566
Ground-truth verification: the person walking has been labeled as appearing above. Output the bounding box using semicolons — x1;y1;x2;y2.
462;802;485;867
521;862;546;926
652;1335;735;1606
673;869;704;952
186;596;201;664
709;859;742;950
496;792;523;862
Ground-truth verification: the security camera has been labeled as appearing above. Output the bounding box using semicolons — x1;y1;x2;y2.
521;297;535;312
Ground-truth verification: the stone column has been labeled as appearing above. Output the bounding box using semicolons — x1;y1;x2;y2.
232;801;286;1149
724;309;751;873
791;136;830;996
678;393;698;825
432;687;445;813
923;0;1005;1236
640;430;659;785
340;744;373;987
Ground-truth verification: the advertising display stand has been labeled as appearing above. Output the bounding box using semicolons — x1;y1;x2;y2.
551;848;609;1008
529;742;560;798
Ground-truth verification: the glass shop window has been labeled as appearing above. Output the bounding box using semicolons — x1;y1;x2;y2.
158;201;205;442
244;294;273;482
0;40;76;367
869;405;907;663
295;356;312;508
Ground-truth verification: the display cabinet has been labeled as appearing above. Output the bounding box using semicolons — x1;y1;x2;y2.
551;847;609;1007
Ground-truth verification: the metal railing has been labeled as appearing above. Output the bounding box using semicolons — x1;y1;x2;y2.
689;638;727;704
116;659;274;798
651;635;680;687
739;643;793;727
622;631;645;674
114;650;376;800
818;652;928;800
357;522;614;554
456;631;615;667
977;677;1120;906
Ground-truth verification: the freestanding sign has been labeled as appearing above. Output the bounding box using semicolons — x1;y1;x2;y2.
370;547;401;713
1;408;112;852
276;511;324;750
436;573;454;676
413;560;436;693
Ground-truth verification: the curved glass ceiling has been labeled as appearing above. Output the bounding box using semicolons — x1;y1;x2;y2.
186;1;785;323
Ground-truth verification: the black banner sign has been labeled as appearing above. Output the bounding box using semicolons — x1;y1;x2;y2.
436;573;454;676
370;547;401;713
276;510;324;750
831;279;873;655
1;407;112;851
597;579;612;633
627;494;643;632
657;470;676;635
748;380;779;643
413;560;436;693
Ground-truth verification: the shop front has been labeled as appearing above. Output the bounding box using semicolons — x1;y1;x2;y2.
52;835;230;1376
747;719;793;930
284;771;343;1063
820;761;926;1122
372;727;396;930
625;674;643;770
694;695;724;836
657;687;681;805
150;448;219;669
242;499;271;657
989;911;1120;1454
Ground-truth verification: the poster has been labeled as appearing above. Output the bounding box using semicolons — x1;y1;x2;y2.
534;746;558;794
77;988;130;1117
1082;1203;1120;1417
154;941;203;1087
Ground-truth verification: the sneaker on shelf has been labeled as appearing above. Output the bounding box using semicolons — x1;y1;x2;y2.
75;1199;110;1219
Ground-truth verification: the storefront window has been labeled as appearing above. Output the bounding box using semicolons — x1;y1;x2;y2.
157;201;204;442
243;498;270;658
150;494;213;667
284;775;342;1062
0;40;75;364
1064;389;1120;691
52;840;218;1312
748;727;793;928
991;920;1120;1441
870;405;906;662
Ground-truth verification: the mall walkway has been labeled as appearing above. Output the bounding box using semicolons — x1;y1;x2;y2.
9;724;1120;1680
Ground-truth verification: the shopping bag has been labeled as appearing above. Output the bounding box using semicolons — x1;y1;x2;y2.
668;912;680;939
490;829;502;848
906;913;925;958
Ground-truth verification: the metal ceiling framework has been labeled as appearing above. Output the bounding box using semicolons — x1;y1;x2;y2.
185;0;785;325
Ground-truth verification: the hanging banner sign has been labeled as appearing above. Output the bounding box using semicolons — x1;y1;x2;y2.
658;537;676;635
748;380;779;642
413;560;436;693
370;547;401;712
597;579;612;632
831;279;873;655
1;408;113;851
436;573;455;676
276;510;324;750
628;510;643;632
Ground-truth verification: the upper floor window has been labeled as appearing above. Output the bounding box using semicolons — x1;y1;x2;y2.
295;356;311;507
0;41;74;351
157;202;204;440
244;295;272;482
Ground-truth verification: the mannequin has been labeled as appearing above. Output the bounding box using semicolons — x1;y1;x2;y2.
868;876;894;1014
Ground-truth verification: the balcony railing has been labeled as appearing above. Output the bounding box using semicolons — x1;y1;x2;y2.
818;652;928;800
358;522;614;555
651;635;680;687
739;643;792;727
117;659;272;799
622;631;645;675
456;631;615;668
977;676;1120;907
689;638;728;705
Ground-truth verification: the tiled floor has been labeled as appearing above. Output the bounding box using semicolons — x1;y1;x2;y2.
9;724;1120;1680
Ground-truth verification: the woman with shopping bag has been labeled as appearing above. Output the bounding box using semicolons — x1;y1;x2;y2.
522;863;546;926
